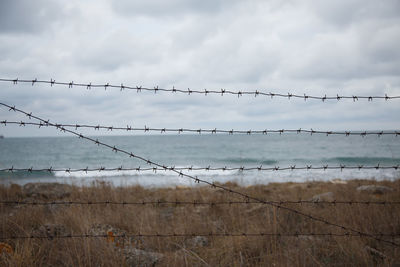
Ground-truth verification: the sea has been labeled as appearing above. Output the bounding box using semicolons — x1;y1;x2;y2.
0;134;399;187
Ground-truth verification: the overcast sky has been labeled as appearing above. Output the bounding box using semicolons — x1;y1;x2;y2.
0;0;399;137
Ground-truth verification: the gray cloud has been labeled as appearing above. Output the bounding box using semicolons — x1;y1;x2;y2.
112;0;237;17
0;0;70;34
309;0;400;28
0;0;399;137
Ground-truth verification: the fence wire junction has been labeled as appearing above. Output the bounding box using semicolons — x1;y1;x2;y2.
1;102;399;247
1;165;399;173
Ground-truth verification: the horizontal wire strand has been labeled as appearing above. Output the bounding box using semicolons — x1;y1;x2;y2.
2;120;399;136
1;232;399;241
0;165;399;173
1;78;399;101
1;200;399;206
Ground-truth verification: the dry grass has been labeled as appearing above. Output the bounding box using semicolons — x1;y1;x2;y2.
1;179;400;266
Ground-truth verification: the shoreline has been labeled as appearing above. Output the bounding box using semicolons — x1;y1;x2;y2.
1;174;399;188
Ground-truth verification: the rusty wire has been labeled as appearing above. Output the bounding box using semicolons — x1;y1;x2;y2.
2;120;399;136
1;102;399;247
1;78;399;101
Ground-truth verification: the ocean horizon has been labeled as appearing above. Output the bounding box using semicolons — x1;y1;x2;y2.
0;134;399;187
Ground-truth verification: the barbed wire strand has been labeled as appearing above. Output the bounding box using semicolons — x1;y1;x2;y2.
2;120;399;136
0;102;398;247
1;165;399;173
1;78;399;101
1;200;399;206
1;232;399;241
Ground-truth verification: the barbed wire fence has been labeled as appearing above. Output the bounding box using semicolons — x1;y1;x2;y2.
2;120;399;136
1;200;400;206
1;232;399;241
1;102;399;247
0;164;399;173
1;78;400;101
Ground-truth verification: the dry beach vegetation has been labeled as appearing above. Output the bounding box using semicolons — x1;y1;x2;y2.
0;179;399;266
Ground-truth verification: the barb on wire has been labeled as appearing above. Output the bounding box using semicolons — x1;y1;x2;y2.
0;165;399;173
1;78;399;101
0;102;398;247
1;232;399;241
1;120;399;137
1;200;399;206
